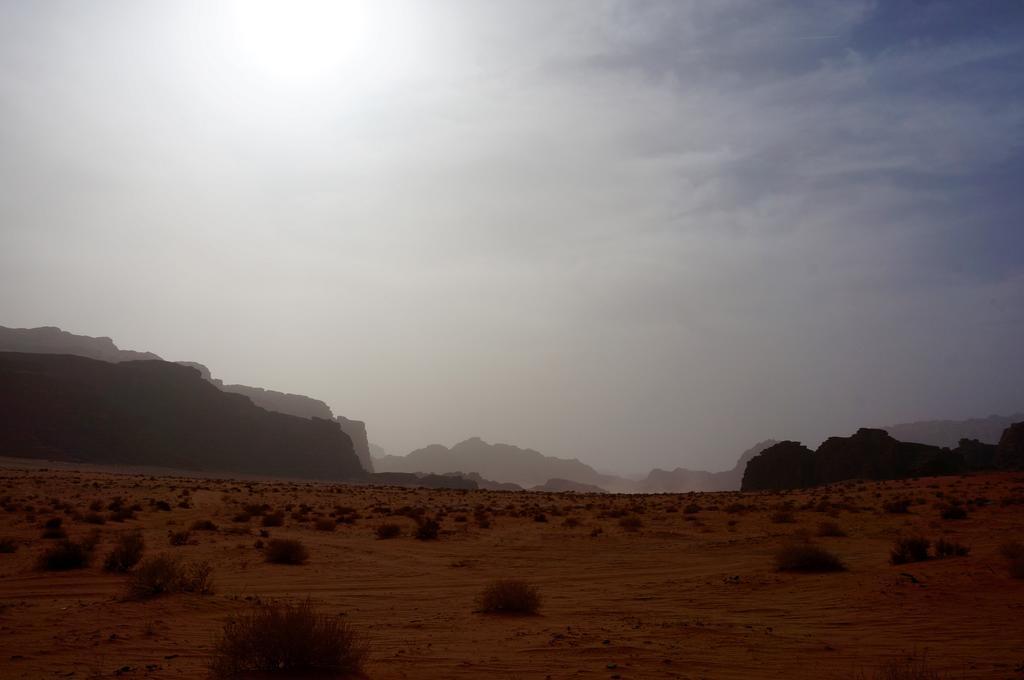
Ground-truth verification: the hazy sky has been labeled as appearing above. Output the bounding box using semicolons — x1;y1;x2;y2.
2;1;1022;474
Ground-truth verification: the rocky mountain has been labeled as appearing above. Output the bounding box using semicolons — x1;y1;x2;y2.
373;437;631;491
1;325;374;472
640;440;778;492
880;413;1024;448
996;421;1024;469
0;352;364;480
0;325;160;362
741;426;1012;491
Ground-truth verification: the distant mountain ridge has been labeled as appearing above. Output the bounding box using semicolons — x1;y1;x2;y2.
0;325;374;472
639;440;777;492
879;414;1024;448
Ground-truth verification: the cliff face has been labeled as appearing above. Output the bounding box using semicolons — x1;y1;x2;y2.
0;326;160;362
741;441;815;491
741;427;980;491
996;422;1024;469
0;352;364;480
335;417;374;473
1;325;375;473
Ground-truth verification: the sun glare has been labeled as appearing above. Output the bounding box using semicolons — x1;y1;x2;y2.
227;0;375;82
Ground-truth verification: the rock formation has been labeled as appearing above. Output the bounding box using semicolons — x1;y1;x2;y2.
0;352;364;480
335;416;374;473
995;421;1024;469
0;325;160;362
880;413;1024;448
641;440;778;492
741;441;815;491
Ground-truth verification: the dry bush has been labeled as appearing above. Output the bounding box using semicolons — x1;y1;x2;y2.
0;537;16;554
775;542;846;572
82;512;106;525
939;505;967;520
261;512;285;527
127;554;213;599
264;539;309;565
209;600;367;678
414;519;440;541
1010;558;1024;580
375;523;401;539
476;579;542;615
890;537;930;565
37;539;93;571
934;539;969;558
618;516;643;532
998;539;1024;560
190;519;218;532
770;510;796;524
817;521;847;537
168;530;191;546
103;530;145;572
883;499;912;514
314;518;336;532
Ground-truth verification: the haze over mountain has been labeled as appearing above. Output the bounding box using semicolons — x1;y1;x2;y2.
2;2;1022;475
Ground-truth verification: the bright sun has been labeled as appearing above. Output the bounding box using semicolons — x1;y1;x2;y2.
227;0;375;82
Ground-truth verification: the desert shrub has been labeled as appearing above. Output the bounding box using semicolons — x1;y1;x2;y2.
82;512;106;525
862;652;947;680
41;517;67;539
934;539;969;558
890;537;930;565
314;518;336;532
939;505;967;520
0;537;17;553
414;519;440;541
883;499;911;514
153;500;172;512
190;519;218;532
261;512;284;528
998;540;1024;560
683;503;702;514
770;510;796;524
127;554;213;599
37;539;92;571
618;516;643;532
168;530;191;546
562;517;581;528
232;513;251;523
476;579;541;615
775;542;846;572
108;507;136;522
1010;558;1024;580
817;521;847;537
264;539;309;565
103;531;145;572
375;523;401;539
533;513;547;523
209;600;366;678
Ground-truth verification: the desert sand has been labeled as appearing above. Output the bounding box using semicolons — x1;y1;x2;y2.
1;460;1022;679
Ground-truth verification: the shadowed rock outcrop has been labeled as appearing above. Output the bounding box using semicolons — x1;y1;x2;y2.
995;421;1024;469
741;441;815;491
0;352;364;480
335;416;373;473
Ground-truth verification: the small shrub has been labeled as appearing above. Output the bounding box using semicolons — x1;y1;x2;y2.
414;519;440;541
103;531;145;572
264;539;309;565
562;517;581;528
533;513;547;523
1010;557;1024;580
314;518;336;532
770;511;796;524
775;542;846;572
168;530;191;546
998;540;1024;561
0;537;17;554
41;517;67;539
934;539;969;558
37;539;92;571
261;512;284;528
375;523;401;540
190;519;218;532
883;499;911;514
890;537;930;565
127;554;213;599
209;600;367;678
476;579;541;615
618;516;643;532
82;512;106;525
940;505;967;520
816;521;847;537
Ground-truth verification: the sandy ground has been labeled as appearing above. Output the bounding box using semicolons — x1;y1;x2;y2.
0;460;1022;679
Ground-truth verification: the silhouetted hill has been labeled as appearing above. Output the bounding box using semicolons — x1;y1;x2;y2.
640;440;777;492
0;352;364;480
740;427;1003;491
996;421;1024;469
374;437;631;490
1;325;374;472
880;413;1024;448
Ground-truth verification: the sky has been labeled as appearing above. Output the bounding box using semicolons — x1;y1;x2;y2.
1;0;1022;474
